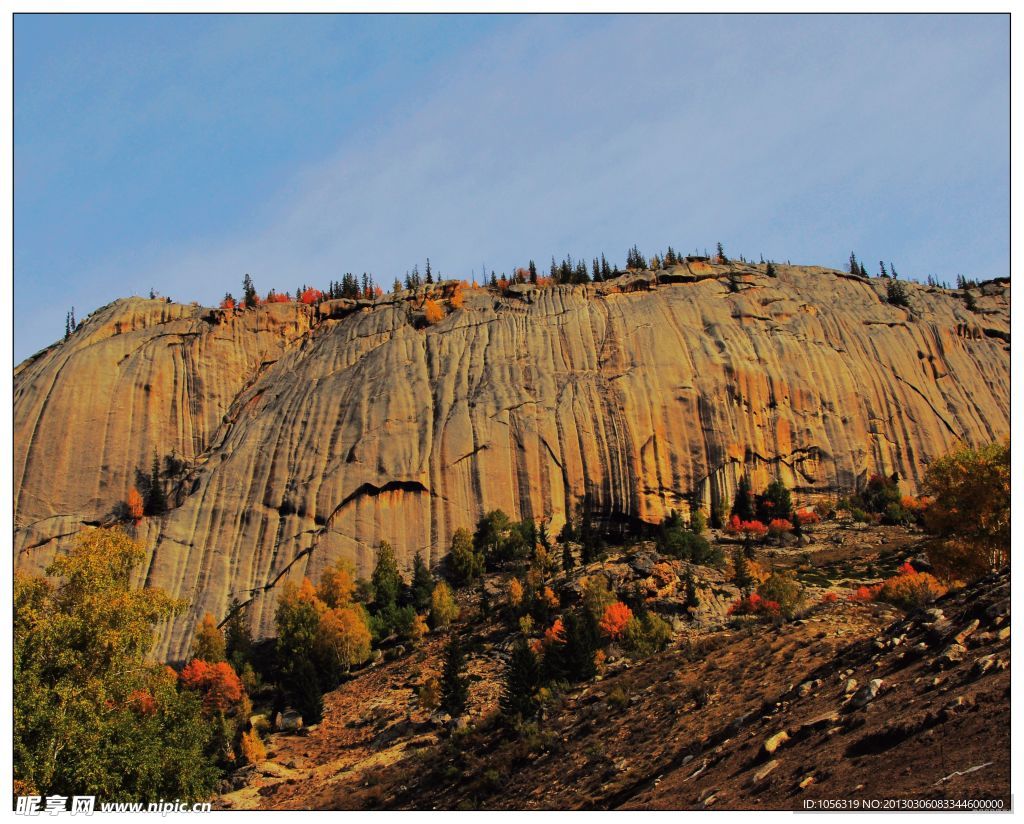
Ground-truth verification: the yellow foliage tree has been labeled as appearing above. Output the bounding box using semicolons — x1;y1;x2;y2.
316;604;372;675
430;581;460;629
317;559;355;609
922;439;1010;574
239;728;266;765
192;612;226;663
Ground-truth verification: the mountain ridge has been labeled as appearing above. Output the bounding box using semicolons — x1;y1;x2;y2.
13;262;1010;659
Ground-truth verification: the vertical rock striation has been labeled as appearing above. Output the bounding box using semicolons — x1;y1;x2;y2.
13;264;1010;658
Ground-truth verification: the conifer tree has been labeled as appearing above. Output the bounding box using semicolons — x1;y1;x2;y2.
886;278;910;308
242;274;257;308
64;312;71;340
732;548;753;596
440;635;469;717
500;637;540;720
224;598;253;671
716;242;728;263
879;261;888;278
859;262;869;277
411;551;434;612
765;261;777;277
562;540;574;572
528;260;537;284
600;254;611;280
849;252;859;275
731;475;754;521
425;258;432;284
889;262;898;279
145;452;167;516
684;570;700;613
371;541;403;613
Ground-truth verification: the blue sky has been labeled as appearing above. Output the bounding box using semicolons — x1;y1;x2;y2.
14;13;1009;362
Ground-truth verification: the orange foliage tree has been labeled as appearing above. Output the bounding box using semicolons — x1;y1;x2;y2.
449;284;465;310
317;560;355;609
423;299;444;325
599;602;633;640
299;288;323;306
179;659;244;715
127;487;144;522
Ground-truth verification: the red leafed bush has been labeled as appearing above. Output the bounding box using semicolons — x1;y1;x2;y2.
728;592;781;617
128;689;157;716
768;518;793;536
299;288;323;305
126;487;144;522
848;585;879;602
265;291;289;303
726;517;769;541
598;602;633;640
219;296;236;310
179;659;244;714
543;618;566;646
795;509;820;526
819;591;838;604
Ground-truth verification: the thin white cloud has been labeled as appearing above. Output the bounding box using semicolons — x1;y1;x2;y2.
14;14;1008;361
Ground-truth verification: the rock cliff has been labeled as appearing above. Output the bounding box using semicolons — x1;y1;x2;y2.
13;262;1010;658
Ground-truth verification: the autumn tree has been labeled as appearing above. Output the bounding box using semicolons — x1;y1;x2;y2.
274;578;326;723
922;439;1010;576
430;581;460;629
316;604;372;676
598;601;633;641
192;612;226;663
179;659;244;714
423;299;444;325
127;487;144;522
14;528;218;801
757;571;805;620
317;558;356;609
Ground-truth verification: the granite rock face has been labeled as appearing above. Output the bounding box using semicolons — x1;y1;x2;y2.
13;264;1010;658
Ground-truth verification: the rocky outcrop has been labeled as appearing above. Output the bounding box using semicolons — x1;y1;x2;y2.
13;264;1010;658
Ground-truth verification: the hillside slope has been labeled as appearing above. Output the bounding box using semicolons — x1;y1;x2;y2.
217;542;1010;811
13;263;1010;658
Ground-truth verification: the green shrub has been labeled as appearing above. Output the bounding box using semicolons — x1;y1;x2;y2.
756;571;806;620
